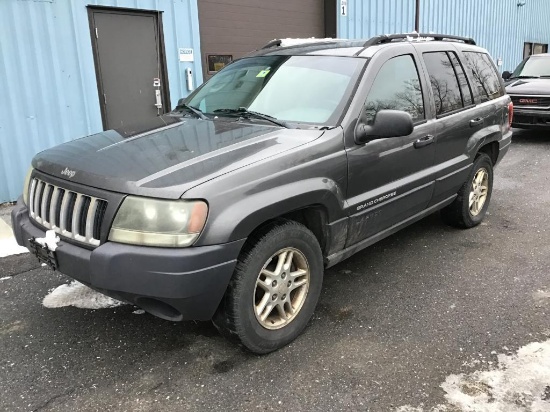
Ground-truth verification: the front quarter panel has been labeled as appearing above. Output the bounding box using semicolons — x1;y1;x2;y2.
186;128;348;247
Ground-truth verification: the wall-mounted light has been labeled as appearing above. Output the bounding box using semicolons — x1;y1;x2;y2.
517;1;526;7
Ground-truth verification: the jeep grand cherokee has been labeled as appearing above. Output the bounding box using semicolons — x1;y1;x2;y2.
12;34;513;353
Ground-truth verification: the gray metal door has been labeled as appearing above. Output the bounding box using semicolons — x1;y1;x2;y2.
88;8;170;130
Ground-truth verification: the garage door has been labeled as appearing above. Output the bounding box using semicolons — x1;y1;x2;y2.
198;0;334;79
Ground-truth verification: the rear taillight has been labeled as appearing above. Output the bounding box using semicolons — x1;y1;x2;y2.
508;102;514;128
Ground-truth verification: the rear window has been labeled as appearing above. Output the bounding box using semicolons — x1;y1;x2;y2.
462;52;504;103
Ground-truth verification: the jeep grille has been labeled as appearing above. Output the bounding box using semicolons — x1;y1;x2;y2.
28;178;108;246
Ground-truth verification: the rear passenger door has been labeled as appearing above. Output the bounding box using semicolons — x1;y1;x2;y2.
461;50;506;139
415;45;479;206
344;45;436;246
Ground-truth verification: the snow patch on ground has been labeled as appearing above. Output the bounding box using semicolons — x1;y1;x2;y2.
396;339;550;411
43;281;126;309
0;218;28;257
0;237;28;257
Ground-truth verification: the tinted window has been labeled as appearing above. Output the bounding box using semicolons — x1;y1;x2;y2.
365;55;424;122
423;52;464;115
463;52;504;102
449;52;473;105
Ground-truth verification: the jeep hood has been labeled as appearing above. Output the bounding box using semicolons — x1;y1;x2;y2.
505;78;550;95
33;116;324;199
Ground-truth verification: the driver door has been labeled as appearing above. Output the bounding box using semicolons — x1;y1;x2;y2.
344;47;436;246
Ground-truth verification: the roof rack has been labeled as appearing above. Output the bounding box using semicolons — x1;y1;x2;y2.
261;39;282;49
260;37;345;50
364;33;476;47
354;33;476;56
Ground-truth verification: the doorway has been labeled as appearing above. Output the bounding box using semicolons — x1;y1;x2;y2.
88;7;170;130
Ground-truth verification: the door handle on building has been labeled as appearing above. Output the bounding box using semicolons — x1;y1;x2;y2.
154;89;162;109
153;77;162;109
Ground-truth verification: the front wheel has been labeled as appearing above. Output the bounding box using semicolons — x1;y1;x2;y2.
441;153;494;228
212;219;323;354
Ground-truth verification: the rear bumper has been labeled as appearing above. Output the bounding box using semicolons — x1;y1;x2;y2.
512;109;550;129
11;200;245;321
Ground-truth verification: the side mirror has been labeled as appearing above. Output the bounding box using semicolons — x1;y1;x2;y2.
502;71;512;80
355;110;414;144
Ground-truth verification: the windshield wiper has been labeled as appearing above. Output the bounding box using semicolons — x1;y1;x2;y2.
511;75;541;79
176;103;209;120
213;107;291;128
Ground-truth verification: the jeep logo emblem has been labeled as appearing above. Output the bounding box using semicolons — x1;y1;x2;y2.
519;98;538;104
60;167;76;178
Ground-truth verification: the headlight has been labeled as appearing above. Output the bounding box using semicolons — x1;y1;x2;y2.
22;167;33;205
109;197;208;247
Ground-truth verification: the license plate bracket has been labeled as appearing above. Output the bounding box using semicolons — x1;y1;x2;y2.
29;237;58;270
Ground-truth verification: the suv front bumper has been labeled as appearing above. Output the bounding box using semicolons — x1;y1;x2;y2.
11;199;245;321
512;108;550;129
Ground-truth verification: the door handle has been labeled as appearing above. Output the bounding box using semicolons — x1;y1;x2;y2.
154;89;162;109
413;135;434;149
470;117;484;127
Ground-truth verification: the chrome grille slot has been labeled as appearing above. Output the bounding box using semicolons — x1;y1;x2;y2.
28;178;107;247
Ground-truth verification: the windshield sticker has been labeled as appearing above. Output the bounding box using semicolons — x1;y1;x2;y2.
256;68;271;78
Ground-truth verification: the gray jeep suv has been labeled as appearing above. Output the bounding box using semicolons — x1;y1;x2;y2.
12;34;513;353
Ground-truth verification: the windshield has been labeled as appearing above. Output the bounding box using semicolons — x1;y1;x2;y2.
512;56;550;78
184;55;365;126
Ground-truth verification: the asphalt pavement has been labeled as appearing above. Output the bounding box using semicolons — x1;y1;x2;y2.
1;129;549;411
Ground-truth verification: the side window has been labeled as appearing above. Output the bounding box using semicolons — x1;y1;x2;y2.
365;55;425;123
463;52;504;103
423;52;464;116
449;52;474;106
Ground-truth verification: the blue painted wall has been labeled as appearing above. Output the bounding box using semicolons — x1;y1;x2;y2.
338;0;550;72
0;0;202;202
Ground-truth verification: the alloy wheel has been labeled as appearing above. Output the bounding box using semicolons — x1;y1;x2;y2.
253;247;310;330
469;167;489;216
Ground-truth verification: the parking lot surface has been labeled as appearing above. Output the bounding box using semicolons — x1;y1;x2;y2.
1;129;549;411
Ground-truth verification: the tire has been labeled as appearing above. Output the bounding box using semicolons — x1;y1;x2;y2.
212;219;324;354
441;153;493;228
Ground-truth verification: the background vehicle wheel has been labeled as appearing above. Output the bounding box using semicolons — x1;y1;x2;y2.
441;153;493;228
212;219;323;354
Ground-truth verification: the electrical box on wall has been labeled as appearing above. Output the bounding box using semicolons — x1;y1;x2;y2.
186;67;194;91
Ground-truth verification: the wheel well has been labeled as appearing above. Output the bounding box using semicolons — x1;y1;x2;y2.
248;206;329;255
477;141;498;165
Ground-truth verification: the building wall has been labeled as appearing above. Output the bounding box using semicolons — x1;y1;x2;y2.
337;0;550;72
2;0;549;203
0;0;202;203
